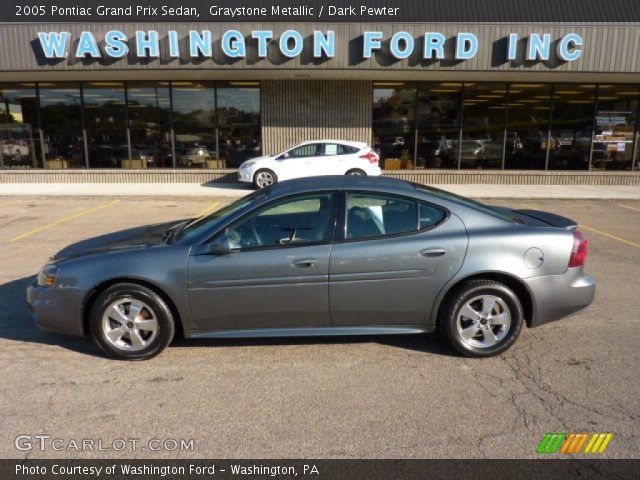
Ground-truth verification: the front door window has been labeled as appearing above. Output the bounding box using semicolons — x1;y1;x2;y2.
225;193;334;249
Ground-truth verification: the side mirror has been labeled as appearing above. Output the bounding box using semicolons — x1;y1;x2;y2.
193;233;231;256
209;232;231;255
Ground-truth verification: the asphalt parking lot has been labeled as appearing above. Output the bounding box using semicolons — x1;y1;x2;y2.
0;194;639;459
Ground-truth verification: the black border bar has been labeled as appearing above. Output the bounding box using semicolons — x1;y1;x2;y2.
4;459;640;480
3;1;640;23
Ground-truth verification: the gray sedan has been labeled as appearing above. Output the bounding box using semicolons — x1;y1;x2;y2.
27;176;595;360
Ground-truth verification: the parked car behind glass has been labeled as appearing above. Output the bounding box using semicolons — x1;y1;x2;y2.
238;140;381;188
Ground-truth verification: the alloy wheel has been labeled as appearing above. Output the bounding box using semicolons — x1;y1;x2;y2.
255;171;275;188
455;295;512;349
101;298;159;352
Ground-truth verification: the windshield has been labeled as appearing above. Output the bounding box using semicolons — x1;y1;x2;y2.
174;189;269;243
413;183;522;224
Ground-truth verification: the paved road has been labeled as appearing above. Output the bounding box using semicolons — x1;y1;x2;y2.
0;195;638;459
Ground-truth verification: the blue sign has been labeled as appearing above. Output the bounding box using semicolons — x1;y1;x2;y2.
36;30;583;63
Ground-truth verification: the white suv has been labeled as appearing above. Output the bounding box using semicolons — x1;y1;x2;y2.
238;140;381;188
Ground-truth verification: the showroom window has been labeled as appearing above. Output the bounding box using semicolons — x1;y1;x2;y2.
461;83;507;170
372;83;417;169
82;82;128;169
372;81;640;171
39;83;85;169
171;82;217;169
0;83;40;169
548;84;596;170
217;82;261;168
127;82;173;169
592;85;639;171
416;83;462;169
505;84;552;170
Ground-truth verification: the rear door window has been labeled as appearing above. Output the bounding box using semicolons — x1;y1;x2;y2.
323;144;359;156
345;193;418;239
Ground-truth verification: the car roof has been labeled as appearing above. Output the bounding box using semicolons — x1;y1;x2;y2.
267;175;415;196
292;139;369;148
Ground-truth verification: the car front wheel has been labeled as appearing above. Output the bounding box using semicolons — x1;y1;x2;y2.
89;283;175;360
253;169;277;189
440;280;524;357
346;169;366;176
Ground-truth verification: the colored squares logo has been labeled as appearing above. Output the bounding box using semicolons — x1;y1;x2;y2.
537;433;613;454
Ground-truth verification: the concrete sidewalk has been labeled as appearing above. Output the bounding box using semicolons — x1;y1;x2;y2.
1;182;640;199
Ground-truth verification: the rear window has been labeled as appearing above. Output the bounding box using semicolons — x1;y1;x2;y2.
324;144;360;156
413;184;522;224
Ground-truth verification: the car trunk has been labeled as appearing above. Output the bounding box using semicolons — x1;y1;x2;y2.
509;209;578;229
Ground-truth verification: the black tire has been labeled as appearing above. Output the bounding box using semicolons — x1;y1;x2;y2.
346;169;366;176
89;283;175;360
440;280;524;357
253;169;277;189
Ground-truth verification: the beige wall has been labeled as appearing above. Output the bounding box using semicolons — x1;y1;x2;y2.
261;80;372;155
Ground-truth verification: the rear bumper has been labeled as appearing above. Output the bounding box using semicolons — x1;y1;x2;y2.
27;283;85;337
524;267;596;327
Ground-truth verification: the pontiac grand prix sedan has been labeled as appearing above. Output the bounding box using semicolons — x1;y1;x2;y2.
28;176;595;360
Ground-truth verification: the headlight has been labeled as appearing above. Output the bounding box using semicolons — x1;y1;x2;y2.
241;161;256;169
37;264;59;287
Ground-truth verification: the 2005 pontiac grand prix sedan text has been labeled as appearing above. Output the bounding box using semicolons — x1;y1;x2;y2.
28;177;595;360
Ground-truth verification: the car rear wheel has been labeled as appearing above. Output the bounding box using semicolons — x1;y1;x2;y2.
89;283;175;360
440;280;524;357
253;169;277;189
346;169;366;176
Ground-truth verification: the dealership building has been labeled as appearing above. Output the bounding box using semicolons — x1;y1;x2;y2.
1;0;640;185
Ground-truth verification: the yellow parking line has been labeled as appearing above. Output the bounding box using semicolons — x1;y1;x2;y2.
0;199;21;208
195;201;220;218
580;224;640;249
616;203;640;213
8;200;121;242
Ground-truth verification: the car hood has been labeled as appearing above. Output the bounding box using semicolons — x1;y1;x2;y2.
243;155;273;164
50;219;189;262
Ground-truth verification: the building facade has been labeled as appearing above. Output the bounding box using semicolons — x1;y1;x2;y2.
2;1;640;183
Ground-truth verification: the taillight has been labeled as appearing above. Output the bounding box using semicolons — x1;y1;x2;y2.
568;230;589;267
359;151;379;164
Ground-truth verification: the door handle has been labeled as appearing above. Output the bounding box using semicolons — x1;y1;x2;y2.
419;248;446;257
292;258;320;268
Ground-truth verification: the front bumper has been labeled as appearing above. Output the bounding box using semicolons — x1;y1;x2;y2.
237;168;253;183
27;283;85;336
524;267;596;327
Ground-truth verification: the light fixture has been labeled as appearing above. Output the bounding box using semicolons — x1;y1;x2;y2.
554;90;582;95
374;82;405;87
228;81;260;86
86;82;124;87
476;94;503;98
510;84;545;88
